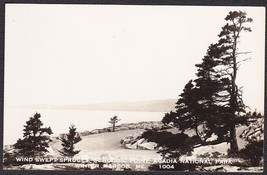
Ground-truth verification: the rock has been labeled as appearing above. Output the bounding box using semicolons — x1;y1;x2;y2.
136;138;145;144
120;131;158;150
124;143;136;149
240;118;264;142
206;133;218;142
20;164;58;170
138;142;157;150
80;121;166;136
90;129;99;134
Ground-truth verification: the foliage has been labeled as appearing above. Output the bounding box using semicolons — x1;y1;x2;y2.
3;148;20;167
239;140;263;166
215;10;253;152
59;124;82;157
162;81;202;134
141;129;195;158
13;113;53;156
162;11;252;152
109;115;120;132
246;111;263;119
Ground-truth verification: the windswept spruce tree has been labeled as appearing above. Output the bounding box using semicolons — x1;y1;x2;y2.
109;116;120;132
14;113;53;156
59;124;82;157
216;11;253;152
162;11;252;152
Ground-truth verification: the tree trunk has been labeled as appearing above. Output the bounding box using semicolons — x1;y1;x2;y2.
228;26;239;152
229;123;238;152
112;123;115;132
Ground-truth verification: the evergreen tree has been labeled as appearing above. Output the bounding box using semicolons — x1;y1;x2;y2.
216;11;253;152
163;45;227;143
162;80;205;142
59;124;82;157
14;113;53;156
163;11;252;152
193;43;230;141
109;116;120;132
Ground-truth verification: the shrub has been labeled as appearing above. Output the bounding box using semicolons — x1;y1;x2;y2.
141;129;194;158
3;149;17;167
239;140;263;166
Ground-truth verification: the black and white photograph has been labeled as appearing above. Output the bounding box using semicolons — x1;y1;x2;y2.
3;4;265;172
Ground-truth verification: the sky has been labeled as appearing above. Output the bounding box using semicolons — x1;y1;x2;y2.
4;4;265;113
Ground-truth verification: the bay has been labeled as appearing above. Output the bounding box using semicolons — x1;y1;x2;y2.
4;108;165;145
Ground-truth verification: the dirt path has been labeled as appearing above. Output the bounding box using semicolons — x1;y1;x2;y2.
50;129;161;164
76;129;143;150
51;129;143;150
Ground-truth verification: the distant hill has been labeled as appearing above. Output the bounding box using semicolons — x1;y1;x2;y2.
18;99;177;112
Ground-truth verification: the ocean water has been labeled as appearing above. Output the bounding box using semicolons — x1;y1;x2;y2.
3;108;165;145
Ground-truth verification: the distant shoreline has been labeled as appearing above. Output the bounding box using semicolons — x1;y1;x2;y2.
78;121;165;136
12;99;177;112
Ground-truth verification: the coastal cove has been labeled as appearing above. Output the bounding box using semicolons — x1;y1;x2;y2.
4;107;165;145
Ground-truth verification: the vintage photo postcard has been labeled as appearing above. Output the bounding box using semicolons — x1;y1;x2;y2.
3;4;265;172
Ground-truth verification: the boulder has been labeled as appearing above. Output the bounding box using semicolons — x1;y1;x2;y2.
240;118;264;142
90;129;99;134
138;142;157;150
120;131;157;150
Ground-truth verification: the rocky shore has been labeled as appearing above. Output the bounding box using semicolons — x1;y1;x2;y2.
79;121;166;136
4;118;264;172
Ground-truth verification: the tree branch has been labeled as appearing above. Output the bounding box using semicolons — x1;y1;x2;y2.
236;51;252;55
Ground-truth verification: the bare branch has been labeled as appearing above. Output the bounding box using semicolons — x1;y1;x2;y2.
237;57;252;65
236;51;252;55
